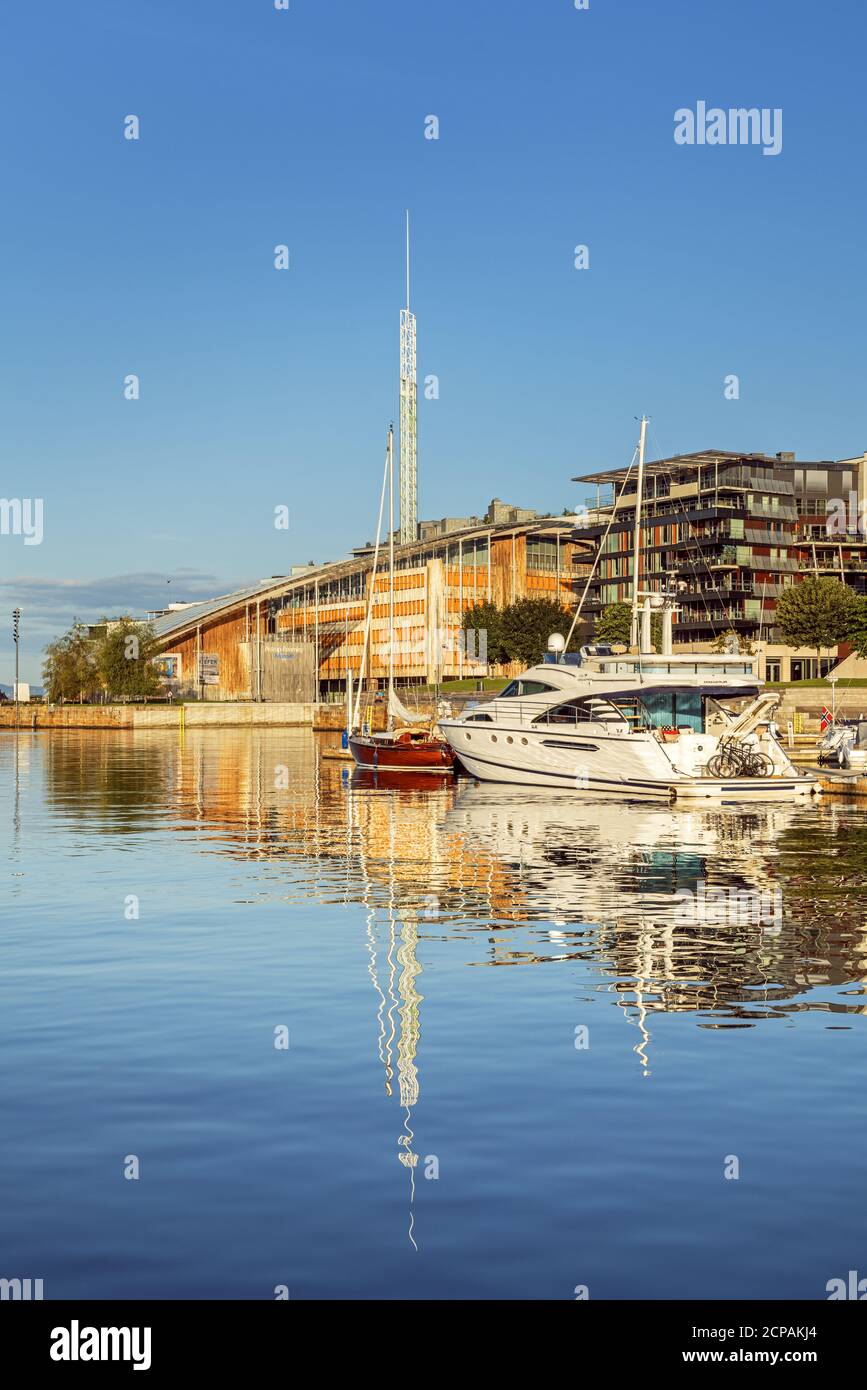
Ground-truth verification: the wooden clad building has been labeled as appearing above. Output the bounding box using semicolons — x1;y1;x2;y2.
151;517;584;702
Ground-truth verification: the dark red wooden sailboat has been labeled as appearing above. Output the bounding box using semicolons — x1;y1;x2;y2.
348;727;455;773
346;423;455;776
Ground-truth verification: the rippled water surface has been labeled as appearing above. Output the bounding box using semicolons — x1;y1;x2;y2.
2;728;867;1299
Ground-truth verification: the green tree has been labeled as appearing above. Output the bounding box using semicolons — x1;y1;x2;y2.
43;622;99;703
461;601;507;665
710;629;755;656
774;578;859;663
499;597;575;667
94;618;163;701
595;601;662;652
847;595;867;659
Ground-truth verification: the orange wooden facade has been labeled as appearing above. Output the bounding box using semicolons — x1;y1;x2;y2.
158;527;580;697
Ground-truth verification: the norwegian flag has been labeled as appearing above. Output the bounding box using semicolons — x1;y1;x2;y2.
820;706;833;730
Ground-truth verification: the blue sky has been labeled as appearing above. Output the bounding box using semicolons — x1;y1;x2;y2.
2;0;866;680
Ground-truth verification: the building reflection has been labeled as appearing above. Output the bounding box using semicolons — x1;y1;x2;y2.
41;729;867;1069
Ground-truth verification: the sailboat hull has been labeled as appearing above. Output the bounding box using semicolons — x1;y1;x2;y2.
348;733;455;774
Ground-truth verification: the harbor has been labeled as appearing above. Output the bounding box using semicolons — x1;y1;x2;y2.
3;724;867;1304
4;0;867;1350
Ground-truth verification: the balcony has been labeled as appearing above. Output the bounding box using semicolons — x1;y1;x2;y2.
743;528;798;546
675;613;756;631
716;470;796;496
753;556;801;573
677;583;756;602
750;502;798;522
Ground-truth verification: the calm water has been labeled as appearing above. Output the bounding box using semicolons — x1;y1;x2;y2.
2;728;867;1300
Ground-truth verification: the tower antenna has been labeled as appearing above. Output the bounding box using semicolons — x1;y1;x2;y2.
399;211;418;544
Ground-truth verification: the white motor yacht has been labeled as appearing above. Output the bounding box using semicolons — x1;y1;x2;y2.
438;643;819;803
440;415;819;803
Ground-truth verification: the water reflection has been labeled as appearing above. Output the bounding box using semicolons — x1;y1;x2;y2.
36;731;867;1078
8;727;867;1294
37;732;867;1043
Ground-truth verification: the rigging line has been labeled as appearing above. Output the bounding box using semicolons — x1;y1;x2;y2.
564;447;639;651
352;431;392;729
647;426;724;640
365;905;391;1081
403;1106;418;1253
647;428;721;634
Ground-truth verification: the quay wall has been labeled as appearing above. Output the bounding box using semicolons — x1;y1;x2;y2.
774;688;867;732
1;689;853;735
0;702;319;731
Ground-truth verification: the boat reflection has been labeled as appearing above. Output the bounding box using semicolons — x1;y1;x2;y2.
40;730;867;1183
41;731;867;1034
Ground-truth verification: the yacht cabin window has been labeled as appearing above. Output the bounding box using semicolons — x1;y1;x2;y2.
533;686;759;733
499;679;558;698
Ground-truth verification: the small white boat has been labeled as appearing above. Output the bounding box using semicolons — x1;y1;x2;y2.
817;719;867;771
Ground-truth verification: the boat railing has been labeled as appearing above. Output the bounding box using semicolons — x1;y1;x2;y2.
460;701;631;730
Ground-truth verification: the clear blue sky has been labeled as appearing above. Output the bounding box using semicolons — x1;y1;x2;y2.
2;0;866;681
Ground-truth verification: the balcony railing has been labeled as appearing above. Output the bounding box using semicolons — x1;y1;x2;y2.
743;528;798;546
755;556;801;572
716;470;796;496
750;503;798;521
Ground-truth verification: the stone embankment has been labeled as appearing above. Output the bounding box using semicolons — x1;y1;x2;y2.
0;702;319;730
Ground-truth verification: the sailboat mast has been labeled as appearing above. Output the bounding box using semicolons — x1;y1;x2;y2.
351;433;391;731
388;423;395;725
630;415;648;650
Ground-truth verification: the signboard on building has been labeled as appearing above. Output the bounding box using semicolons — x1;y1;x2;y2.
198;654;220;686
154;655;180;682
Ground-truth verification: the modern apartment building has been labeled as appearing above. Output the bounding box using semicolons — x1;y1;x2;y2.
789;453;867;593
573;449;867;660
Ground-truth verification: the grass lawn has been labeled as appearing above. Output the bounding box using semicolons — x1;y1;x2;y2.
440;677;509;692
766;679;867;689
407;678;509;696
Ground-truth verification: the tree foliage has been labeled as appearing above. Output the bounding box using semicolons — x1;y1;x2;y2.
500;598;576;668
462;598;577;667
710;629;755;655
45;617;163;702
43;622;99;703
847;595;867;659
461;601;507;665
774;578;859;657
595;601;662;652
94;619;163;700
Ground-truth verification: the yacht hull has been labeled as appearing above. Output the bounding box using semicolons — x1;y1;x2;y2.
439;721;818;802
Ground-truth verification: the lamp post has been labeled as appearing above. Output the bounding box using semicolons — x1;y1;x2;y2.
12;608;21;728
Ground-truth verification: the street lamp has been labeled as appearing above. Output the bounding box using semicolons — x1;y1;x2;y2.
12;608;21;727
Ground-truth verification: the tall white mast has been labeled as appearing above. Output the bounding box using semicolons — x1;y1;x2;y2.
351;432;392;731
388;422;395;725
399;211;418;545
630;415;648;650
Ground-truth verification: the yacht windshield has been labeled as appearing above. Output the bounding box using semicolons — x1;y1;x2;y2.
533;686;759;733
499;679;558;698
